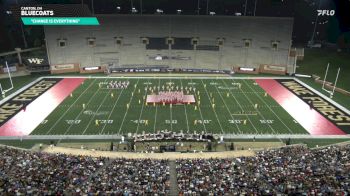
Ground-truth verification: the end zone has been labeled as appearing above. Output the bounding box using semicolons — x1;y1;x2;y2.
0;78;85;136
256;79;349;135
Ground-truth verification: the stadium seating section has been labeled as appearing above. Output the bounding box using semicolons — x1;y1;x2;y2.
0;144;349;194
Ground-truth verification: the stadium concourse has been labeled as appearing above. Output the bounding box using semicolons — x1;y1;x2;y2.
0;143;350;195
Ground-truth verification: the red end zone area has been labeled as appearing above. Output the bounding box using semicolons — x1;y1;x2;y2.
0;78;85;136
256;79;346;135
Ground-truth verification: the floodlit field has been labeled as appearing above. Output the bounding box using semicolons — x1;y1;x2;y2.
32;77;308;136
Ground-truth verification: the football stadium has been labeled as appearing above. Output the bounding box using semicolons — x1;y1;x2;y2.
0;0;350;195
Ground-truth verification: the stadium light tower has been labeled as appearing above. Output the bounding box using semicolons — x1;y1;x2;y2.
15;0;28;48
197;0;200;15
140;0;143;15
310;0;322;45
253;0;258;16
206;0;209;15
91;0;94;15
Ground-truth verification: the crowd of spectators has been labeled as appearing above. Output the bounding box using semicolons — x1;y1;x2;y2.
177;144;350;195
0;147;107;195
1;144;350;195
81;158;170;195
0;147;169;195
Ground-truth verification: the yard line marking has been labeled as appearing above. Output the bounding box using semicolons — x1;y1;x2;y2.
200;79;224;134
243;79;294;134
189;78;207;133
100;87;126;135
45;79;97;135
211;79;241;134
221;79;259;135
136;78;151;134
81;79;118;135
169;78;173;132
229;79;280;136
179;78;190;133
153;78;161;133
62;78;109;136
117;79;140;135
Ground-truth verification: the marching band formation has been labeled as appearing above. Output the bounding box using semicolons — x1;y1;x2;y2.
133;130;214;142
100;80;130;89
157;91;185;103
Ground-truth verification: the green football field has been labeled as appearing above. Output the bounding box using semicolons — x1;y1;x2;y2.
32;77;308;136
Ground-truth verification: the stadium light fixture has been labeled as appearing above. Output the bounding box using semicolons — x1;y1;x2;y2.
131;7;138;13
156;9;164;14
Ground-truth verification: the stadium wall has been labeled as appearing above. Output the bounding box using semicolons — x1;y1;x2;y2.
44;15;294;73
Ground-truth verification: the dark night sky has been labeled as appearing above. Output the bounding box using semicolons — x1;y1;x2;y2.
0;0;349;51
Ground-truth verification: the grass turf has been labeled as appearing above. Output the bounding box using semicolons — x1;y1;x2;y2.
31;78;307;136
297;48;350;92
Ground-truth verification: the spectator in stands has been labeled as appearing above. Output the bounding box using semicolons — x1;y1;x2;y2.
177;145;350;195
0;144;349;195
83;158;170;195
0;147;169;195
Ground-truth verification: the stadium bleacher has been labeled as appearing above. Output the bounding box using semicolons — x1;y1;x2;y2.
0;144;349;195
45;15;294;72
172;38;193;50
146;38;169;50
196;45;220;51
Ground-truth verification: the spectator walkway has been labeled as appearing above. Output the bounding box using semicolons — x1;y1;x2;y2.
169;161;179;195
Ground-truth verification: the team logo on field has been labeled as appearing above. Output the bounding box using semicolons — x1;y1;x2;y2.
83;110;109;116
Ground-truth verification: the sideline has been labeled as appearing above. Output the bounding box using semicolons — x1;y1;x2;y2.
42;146;256;160
0;134;350;140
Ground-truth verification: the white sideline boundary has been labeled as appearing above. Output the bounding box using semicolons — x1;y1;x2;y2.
294;78;350;116
0;134;349;140
0;77;43;105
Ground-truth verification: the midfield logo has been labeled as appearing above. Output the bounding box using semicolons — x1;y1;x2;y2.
317;10;335;16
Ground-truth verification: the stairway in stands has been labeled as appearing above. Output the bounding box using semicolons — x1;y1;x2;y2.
168;160;179;195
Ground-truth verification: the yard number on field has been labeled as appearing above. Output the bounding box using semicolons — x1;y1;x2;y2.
196;119;211;124
65;120;81;125
131;119;148;124
97;120;113;124
165;120;177;124
260;119;274;124
229;119;243;124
